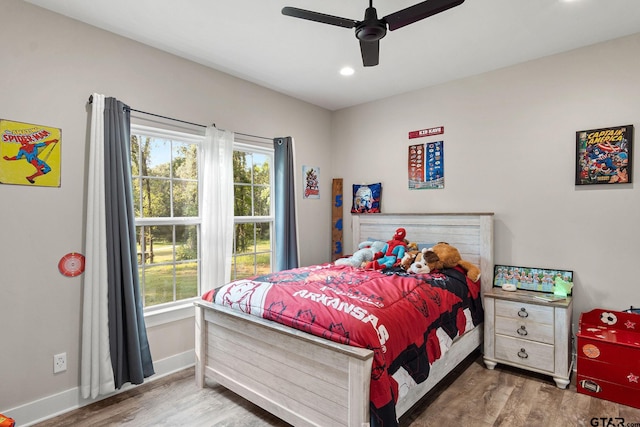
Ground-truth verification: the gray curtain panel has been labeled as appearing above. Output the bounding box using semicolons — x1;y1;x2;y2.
103;97;154;388
274;136;299;271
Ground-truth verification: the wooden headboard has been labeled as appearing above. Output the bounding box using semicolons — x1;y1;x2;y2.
352;213;495;295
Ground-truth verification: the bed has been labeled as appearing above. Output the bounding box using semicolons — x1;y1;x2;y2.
194;213;494;427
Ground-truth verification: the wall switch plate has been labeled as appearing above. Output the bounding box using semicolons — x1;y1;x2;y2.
53;352;67;373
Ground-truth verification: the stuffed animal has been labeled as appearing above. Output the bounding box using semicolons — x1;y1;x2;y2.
335;240;386;268
366;228;408;270
421;242;481;281
408;248;432;274
399;243;420;271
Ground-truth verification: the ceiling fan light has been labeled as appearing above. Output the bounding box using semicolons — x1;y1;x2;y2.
340;67;355;76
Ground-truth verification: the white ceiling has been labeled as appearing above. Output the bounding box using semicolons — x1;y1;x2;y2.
23;0;640;111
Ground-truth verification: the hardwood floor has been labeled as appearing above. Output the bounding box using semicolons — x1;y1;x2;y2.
35;352;640;427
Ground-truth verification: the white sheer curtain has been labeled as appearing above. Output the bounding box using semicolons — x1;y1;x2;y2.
81;93;115;399
201;126;235;292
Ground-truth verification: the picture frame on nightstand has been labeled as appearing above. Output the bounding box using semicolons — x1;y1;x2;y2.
493;264;573;294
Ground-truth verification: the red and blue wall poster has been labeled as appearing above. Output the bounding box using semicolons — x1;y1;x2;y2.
575;124;633;185
409;141;444;189
0;119;61;187
303;165;319;199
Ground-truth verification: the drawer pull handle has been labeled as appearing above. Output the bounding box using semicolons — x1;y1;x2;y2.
517;326;528;336
518;308;529;318
517;348;528;359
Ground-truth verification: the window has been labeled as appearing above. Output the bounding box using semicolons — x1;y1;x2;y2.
232;142;274;280
131;125;202;309
131;125;274;309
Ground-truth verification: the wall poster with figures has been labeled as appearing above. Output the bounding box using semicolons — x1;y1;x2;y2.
408;140;444;189
575;124;633;185
303;165;319;199
0;119;61;187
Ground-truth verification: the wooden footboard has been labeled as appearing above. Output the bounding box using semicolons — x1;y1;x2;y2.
195;300;374;427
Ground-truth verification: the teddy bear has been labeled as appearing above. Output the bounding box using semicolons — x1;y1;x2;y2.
335;240;386;268
366;228;408;270
419;242;481;282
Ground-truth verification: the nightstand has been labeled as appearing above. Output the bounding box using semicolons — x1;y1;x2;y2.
483;288;573;389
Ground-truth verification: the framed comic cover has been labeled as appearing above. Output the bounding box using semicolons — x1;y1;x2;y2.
575;124;632;185
0;119;61;187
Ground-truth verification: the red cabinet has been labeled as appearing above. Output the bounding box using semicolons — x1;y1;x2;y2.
577;308;640;409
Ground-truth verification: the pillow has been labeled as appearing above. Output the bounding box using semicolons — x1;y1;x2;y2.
351;183;381;213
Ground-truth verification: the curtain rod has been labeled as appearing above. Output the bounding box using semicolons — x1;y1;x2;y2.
87;95;273;141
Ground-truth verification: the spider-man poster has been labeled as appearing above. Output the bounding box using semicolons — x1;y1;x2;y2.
0;119;61;187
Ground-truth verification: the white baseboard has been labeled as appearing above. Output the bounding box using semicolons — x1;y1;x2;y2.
4;350;194;427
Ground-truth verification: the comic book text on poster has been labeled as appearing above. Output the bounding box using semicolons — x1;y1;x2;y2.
408;141;444;189
576;124;632;185
0;119;61;187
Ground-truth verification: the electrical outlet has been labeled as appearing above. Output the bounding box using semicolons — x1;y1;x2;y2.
53;352;67;373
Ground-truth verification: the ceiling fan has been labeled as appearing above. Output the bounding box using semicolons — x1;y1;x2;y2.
282;0;465;67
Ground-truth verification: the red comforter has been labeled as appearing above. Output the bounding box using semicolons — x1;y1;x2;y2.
202;263;483;426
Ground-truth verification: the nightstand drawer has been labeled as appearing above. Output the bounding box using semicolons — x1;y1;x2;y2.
495;299;554;324
495;316;554;344
495;335;554;372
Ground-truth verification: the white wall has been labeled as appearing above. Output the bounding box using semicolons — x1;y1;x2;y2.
0;0;332;418
3;0;640;422
332;32;640;335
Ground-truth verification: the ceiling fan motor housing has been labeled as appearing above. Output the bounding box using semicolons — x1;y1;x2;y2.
356;7;387;41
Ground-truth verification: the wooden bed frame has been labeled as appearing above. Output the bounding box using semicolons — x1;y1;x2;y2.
195;213;494;427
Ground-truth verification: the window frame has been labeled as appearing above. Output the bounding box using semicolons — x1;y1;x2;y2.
130;124;204;314
232;140;275;279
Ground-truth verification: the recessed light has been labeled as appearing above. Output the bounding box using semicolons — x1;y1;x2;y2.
340;67;355;76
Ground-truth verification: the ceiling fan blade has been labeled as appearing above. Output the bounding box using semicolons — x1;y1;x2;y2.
384;0;465;31
359;40;379;67
282;7;357;29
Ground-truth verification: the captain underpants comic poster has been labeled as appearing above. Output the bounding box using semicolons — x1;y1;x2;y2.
0;119;61;187
408;141;444;189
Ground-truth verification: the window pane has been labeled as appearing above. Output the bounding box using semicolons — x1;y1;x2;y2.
131;135;141;176
141;178;171;217
176;225;198;261
252;153;270;185
173;181;198;217
144;264;174;307
173;143;197;179
256;222;271;248
233;254;256;280
234;184;252;216
235;223;255;255
176;262;198;299
148;225;173;264
253;185;270;216
233;151;252;184
256;252;270;276
147;138;171;178
136;226;149;264
132;177;141;217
